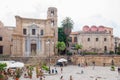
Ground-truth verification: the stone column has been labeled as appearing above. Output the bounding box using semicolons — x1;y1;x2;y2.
37;37;40;55
26;36;30;57
24;39;27;56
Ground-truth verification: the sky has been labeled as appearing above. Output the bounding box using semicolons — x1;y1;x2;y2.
0;0;120;37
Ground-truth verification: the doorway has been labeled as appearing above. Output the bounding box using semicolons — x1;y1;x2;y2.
31;44;36;55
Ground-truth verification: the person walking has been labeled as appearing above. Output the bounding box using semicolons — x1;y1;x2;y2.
39;70;43;80
78;63;80;67
118;67;120;75
60;76;64;80
55;68;58;74
92;61;95;70
70;75;73;80
40;77;42;80
81;69;84;74
52;69;54;74
61;67;63;74
42;76;45;80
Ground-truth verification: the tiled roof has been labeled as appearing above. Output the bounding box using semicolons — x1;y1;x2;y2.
70;32;79;35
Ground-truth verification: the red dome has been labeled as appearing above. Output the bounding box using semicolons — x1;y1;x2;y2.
91;25;98;31
83;25;90;31
98;25;105;31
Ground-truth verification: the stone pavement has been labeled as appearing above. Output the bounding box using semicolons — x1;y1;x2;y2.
8;65;120;80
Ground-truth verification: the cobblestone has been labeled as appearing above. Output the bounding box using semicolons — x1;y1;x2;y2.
8;65;120;80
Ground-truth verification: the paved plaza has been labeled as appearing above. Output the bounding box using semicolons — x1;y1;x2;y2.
9;65;120;80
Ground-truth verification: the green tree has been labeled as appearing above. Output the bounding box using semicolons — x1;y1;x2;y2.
75;44;82;54
61;17;74;53
117;46;120;55
0;63;7;71
0;63;7;79
56;42;66;55
58;27;66;43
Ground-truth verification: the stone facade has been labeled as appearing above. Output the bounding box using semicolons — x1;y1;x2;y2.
0;7;58;57
0;21;14;55
114;37;120;53
70;25;116;54
71;55;120;66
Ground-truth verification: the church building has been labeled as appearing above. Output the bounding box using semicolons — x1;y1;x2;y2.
0;7;58;57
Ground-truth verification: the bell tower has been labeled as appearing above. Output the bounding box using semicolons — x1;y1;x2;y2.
47;7;57;27
47;7;58;37
47;7;58;55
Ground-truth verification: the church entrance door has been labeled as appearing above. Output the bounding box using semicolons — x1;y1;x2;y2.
31;44;36;56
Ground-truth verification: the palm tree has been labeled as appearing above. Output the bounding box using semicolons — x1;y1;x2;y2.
62;17;74;36
61;17;74;54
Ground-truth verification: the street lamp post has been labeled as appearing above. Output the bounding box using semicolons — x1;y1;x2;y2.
45;34;54;74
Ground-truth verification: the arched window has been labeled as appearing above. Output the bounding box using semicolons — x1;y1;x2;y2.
104;46;107;51
51;10;54;16
23;28;27;35
0;46;3;54
74;37;77;42
96;38;98;41
0;36;2;41
109;31;111;34
32;29;36;35
88;38;90;41
69;37;72;42
41;30;44;35
51;20;54;26
104;38;107;41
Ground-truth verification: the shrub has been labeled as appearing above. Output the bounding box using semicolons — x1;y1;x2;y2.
27;65;33;77
0;74;4;79
42;65;49;71
15;68;21;78
111;65;115;71
36;66;39;76
66;51;72;56
0;63;7;79
109;51;114;55
117;52;120;55
0;63;7;71
0;54;11;58
83;52;97;55
28;70;32;77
